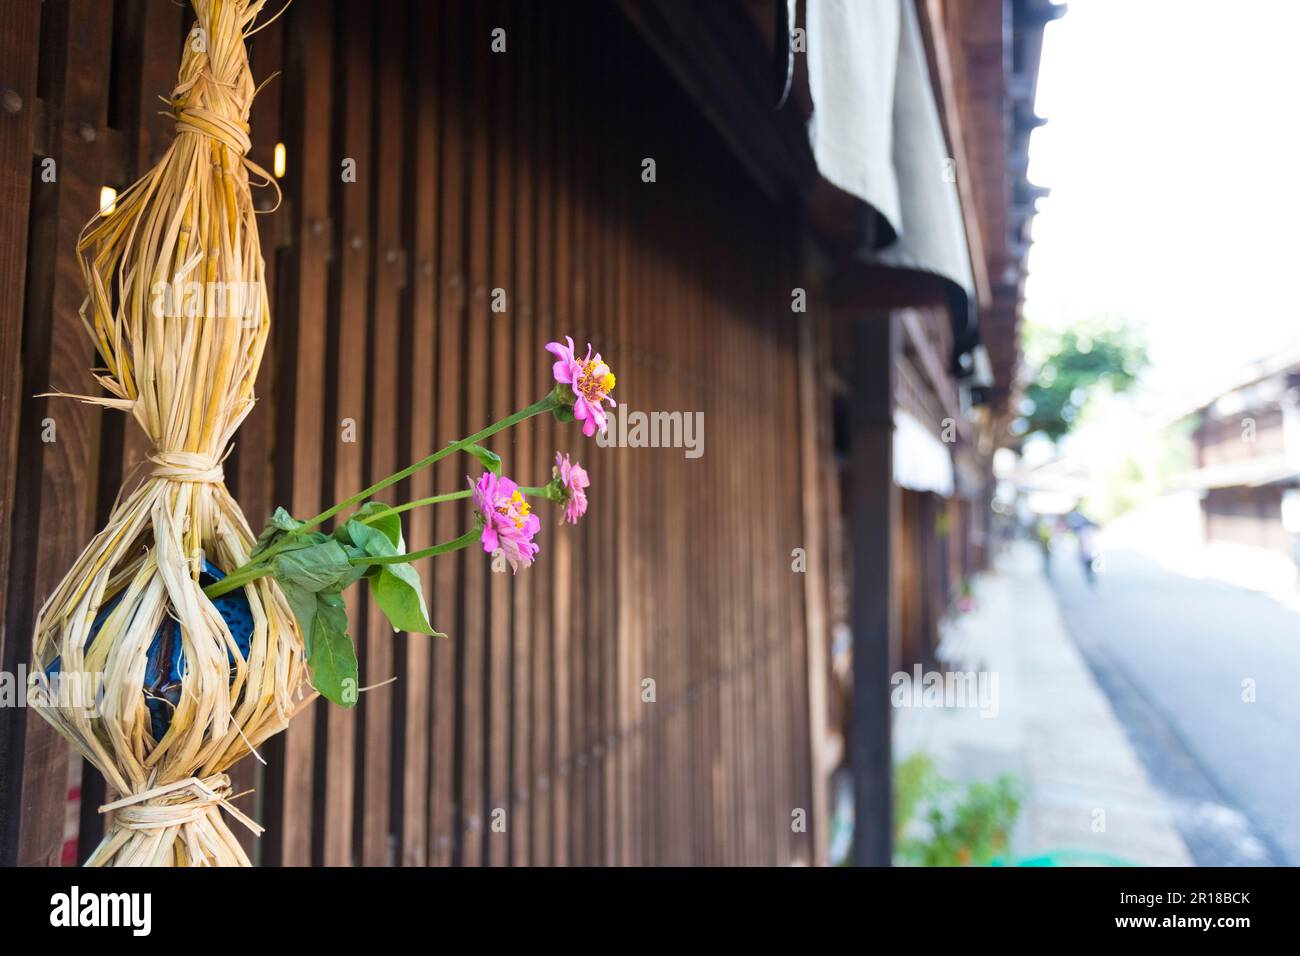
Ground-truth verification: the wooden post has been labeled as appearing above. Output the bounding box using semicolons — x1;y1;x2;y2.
796;311;831;866
850;314;895;867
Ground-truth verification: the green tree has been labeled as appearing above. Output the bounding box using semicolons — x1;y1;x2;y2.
1018;318;1147;442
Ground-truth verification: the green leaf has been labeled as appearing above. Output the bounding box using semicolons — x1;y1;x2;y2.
459;442;502;476
272;538;353;593
552;403;575;423
275;579;318;642
253;506;306;557
333;544;371;589
280;581;359;707
264;531;367;706
269;507;305;533
334;515;392;581
375;559;440;636
343;519;438;636
266;500;444;710
343;500;403;549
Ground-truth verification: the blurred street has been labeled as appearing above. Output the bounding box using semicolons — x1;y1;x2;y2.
894;542;1193;867
1049;541;1300;865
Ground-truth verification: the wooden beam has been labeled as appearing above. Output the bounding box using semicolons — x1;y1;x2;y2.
899;307;967;438
830;263;952;312
918;0;992;309
615;0;814;203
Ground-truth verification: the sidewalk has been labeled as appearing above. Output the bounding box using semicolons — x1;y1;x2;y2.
893;541;1193;866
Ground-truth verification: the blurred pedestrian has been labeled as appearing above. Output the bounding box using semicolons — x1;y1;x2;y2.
1036;518;1054;577
1068;510;1099;588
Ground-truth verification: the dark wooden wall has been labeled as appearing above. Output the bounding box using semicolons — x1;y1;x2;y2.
0;0;818;866
1203;486;1289;554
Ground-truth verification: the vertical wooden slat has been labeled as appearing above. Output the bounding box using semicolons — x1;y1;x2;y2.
528;0;556;865
273;0;335;867
597;26;620;867
718;196;740;867
548;8;573;866
695;182;715;868
670;179;687;868
401;0;441;869
595;32;615;865
458;0;492;868
623;125;643;869
702;187;722;868
646;183;665;866
10;0;114;868
774;300;799;865
239;5;285;546
611;58;635;861
641;190;660;866
699;159;717;867
750;228;773;867
318;0;372;868
621;138;642;867
485;0;514;868
234;0;285;866
508;0;536;868
674;219;690;866
766;248;793;865
567;4;590;865
429;0;466;870
0;0;45;866
359;0;406;868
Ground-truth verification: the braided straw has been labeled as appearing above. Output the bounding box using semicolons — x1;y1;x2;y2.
86;774;261;867
29;0;307;867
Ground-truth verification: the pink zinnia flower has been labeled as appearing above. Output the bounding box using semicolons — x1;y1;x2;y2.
471;473;540;572
546;335;616;437
554;452;590;525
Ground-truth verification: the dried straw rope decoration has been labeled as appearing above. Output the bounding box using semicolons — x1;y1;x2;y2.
28;0;308;866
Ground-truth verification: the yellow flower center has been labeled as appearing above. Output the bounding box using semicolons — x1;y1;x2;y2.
496;489;531;529
577;360;615;403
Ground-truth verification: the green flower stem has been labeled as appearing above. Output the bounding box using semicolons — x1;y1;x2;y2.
298;393;559;534
358;490;473;525
350;526;482;567
203;526;483;599
520;480;565;502
204;560;274;599
358;479;556;526
204;391;564;600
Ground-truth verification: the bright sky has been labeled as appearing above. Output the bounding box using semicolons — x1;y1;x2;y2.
1024;0;1300;409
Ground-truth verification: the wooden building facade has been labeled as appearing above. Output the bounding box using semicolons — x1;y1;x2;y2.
0;0;1041;867
1186;358;1300;561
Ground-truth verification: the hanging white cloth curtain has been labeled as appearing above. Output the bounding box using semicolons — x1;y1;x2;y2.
805;0;975;304
893;409;956;497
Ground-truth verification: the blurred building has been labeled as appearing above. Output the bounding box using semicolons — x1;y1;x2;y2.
1182;351;1300;567
790;0;1058;864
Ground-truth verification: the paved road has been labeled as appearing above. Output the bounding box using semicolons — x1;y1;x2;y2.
1048;543;1300;866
